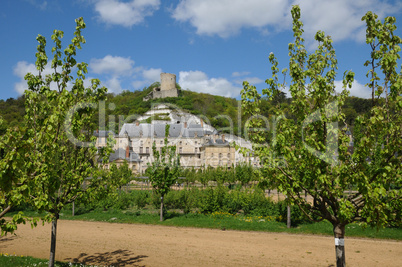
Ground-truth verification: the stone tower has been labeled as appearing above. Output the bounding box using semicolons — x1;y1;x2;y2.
160;73;176;91
143;72;179;101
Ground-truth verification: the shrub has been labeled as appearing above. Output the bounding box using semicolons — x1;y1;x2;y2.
132;190;150;209
198;185;230;214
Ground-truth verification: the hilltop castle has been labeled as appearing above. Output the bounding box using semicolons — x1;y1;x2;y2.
143;73;179;101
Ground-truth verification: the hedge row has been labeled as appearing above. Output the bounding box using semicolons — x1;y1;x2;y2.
74;187;313;226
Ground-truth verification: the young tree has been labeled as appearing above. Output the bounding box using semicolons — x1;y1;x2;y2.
110;161;133;193
23;18;110;267
241;6;401;267
147;125;180;221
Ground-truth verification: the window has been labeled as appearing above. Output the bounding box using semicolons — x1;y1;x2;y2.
179;147;183;153
140;147;143;153
140;140;143;146
227;153;230;159
146;147;150;154
160;140;163;145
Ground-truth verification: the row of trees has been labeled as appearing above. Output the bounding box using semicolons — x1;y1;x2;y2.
1;5;401;267
179;164;257;188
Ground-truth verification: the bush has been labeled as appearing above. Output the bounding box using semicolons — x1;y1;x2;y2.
198;185;230;214
132;190;150;209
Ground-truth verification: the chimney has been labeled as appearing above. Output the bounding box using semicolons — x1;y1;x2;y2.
200;119;204;128
184;121;187;128
222;134;225;142
136;121;139;126
96;129;99;133
126;146;130;158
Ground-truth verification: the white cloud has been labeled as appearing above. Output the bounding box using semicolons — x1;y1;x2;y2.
90;55;135;76
294;0;400;46
232;71;250;77
172;0;289;38
178;70;241;98
13;61;58;94
335;79;371;98
132;68;162;89
104;77;124;94
172;0;401;44
94;0;160;27
142;68;162;81
89;55;138;94
234;77;263;85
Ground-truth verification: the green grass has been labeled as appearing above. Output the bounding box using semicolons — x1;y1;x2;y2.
15;208;401;240
0;253;95;267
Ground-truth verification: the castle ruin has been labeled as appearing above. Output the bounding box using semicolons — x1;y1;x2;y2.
143;73;179;101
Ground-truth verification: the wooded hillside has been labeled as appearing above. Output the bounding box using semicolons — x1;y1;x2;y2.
0;83;373;136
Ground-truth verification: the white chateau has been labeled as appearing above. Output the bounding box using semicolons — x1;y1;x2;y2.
95;74;258;174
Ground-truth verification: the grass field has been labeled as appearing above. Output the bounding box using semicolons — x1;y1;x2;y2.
0;253;93;267
11;208;402;241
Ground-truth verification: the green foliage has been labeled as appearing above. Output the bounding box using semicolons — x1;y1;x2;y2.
0;254;88;267
147;124;180;220
164;188;198;214
241;5;402;266
20;17;113;266
0;124;35;235
109;161;133;188
0;96;25;133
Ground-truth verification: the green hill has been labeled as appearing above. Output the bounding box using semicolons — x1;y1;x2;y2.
100;82;243;135
0;83;373;137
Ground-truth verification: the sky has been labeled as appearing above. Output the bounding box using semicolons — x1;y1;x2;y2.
1;0;402;101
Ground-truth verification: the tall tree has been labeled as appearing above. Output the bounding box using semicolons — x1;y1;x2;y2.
241;6;401;267
147;125;180;221
23;18;110;267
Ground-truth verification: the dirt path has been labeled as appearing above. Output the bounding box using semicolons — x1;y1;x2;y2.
0;220;400;266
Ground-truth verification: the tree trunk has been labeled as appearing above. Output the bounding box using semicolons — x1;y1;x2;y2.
333;223;346;267
287;205;291;228
160;196;164;221
72;201;75;216
48;217;58;267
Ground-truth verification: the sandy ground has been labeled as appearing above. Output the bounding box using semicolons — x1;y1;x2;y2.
0;220;401;267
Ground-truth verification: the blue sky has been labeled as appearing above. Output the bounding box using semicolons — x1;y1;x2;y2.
1;0;401;101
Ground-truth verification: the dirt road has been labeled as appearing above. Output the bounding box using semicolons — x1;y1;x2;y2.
0;220;400;266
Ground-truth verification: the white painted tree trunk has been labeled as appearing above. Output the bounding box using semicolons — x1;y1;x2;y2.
333;224;346;267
